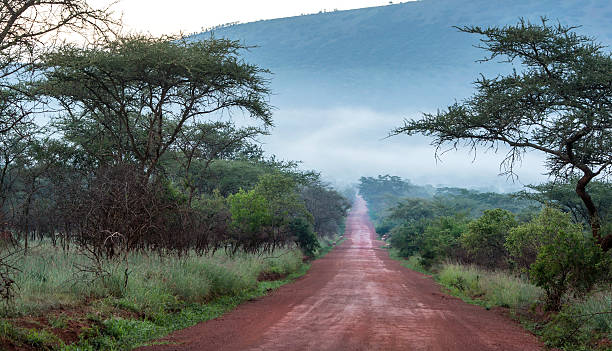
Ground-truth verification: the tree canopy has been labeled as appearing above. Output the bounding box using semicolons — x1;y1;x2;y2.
0;0;118;136
36;36;272;180
393;19;612;250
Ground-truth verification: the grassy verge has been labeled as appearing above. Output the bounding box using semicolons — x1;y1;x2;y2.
0;236;342;350
386;251;612;350
387;249;430;275
436;263;542;310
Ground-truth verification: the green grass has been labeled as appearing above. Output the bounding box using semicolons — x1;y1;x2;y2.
0;236;343;349
436;263;543;310
387;249;430;275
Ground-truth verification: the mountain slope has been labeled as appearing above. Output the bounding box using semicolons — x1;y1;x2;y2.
192;0;612;110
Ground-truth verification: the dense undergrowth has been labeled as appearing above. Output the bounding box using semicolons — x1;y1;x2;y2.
362;174;612;350
0;236;341;350
390;251;612;351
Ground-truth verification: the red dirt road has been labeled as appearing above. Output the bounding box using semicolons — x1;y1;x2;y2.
140;197;543;351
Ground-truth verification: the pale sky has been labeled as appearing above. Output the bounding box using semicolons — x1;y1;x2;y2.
103;0;398;36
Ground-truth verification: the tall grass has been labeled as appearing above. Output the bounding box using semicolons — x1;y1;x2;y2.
436;263;543;309
573;291;612;339
3;243;304;317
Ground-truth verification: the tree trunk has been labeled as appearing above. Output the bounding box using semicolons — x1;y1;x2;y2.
575;173;611;251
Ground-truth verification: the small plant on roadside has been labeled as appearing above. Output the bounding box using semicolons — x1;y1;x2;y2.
48;314;68;329
528;223;610;311
540;304;612;350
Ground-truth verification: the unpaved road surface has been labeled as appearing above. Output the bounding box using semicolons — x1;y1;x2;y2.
140;196;542;351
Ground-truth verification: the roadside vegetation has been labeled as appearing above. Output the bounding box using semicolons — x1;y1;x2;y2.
377;18;611;351
365;175;611;350
0;1;350;349
0;234;344;350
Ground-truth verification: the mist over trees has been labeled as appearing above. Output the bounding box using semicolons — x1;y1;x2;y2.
393;19;612;251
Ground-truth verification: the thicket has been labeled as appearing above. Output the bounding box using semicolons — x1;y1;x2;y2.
0;34;351;255
361;175;612;350
0;4;352;348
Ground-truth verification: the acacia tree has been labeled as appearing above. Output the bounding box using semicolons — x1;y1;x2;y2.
393;19;612;250
37;35;272;182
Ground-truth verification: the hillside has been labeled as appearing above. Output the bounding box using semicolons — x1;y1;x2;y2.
187;0;611;189
192;0;612;111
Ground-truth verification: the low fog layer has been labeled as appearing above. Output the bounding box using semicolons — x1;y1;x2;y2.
261;107;548;191
198;0;611;190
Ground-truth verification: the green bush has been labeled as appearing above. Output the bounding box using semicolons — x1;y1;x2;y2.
291;218;320;258
389;219;428;258
530;228;610;311
506;207;579;271
419;215;469;267
461;209;517;268
504;207;610;311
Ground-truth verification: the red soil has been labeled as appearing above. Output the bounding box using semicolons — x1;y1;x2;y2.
139;196;543;351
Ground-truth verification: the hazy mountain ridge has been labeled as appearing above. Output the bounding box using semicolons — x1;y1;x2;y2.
186;0;610;189
192;0;612;110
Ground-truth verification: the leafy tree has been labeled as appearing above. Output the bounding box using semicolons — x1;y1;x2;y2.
419;215;470;267
388;198;438;222
393;19;612;251
0;122;33;220
385;198;439;258
301;183;350;237
37;35;272;181
227;187;271;250
227;173;312;254
505;207;574;271
518;179;612;226
290;217;320;258
389;219;429;258
461;209;517;268
171;121;266;206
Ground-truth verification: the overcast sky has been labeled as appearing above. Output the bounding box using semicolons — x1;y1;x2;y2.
107;0;398;36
